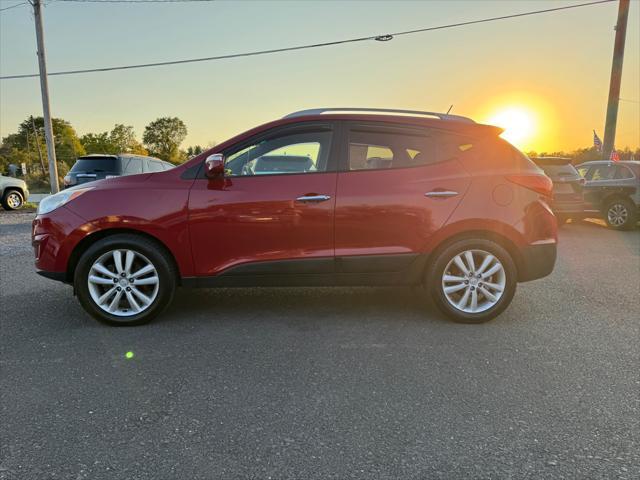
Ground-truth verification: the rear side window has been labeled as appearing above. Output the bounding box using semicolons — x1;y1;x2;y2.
347;127;472;171
615;165;634;179
473;137;544;173
70;157;117;173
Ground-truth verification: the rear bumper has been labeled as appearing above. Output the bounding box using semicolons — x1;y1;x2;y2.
518;240;557;282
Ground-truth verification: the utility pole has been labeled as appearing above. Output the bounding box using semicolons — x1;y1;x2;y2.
602;0;630;158
32;0;59;193
31;115;47;175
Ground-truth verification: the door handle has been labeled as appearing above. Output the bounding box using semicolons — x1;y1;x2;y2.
296;194;332;203
425;190;459;199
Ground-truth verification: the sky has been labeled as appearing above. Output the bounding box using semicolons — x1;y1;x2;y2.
1;0;639;153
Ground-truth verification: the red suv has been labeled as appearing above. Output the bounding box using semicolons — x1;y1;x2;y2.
33;108;557;325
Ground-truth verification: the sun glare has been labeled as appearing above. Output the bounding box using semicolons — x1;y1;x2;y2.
487;107;537;149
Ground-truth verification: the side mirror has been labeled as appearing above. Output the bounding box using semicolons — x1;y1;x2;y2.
205;154;225;178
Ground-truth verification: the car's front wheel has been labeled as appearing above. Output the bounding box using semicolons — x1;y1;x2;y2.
427;238;517;323
2;189;24;210
604;197;637;230
74;234;176;326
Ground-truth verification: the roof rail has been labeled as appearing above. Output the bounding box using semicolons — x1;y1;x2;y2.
283;107;475;124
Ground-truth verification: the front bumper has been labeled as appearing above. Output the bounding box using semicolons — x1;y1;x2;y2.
518;240;557;282
32;206;90;280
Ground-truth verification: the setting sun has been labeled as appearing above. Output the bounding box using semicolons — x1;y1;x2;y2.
487;107;537;149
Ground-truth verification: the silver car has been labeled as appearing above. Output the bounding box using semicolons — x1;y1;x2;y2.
0;174;29;210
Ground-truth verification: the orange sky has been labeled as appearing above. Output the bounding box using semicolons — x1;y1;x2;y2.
1;1;639;152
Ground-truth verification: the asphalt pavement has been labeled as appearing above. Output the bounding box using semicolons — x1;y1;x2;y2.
1;212;638;479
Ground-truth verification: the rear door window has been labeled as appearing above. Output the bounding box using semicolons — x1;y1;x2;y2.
589;165;616;181
346;125;471;171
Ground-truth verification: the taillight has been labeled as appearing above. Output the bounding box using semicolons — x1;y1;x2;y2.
506;174;553;197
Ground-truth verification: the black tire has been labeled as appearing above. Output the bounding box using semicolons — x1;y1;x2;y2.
2;189;24;210
604;197;637;230
426;238;517;324
74;234;177;326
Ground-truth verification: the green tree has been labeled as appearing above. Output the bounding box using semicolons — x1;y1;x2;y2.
143;117;187;163
186;145;204;158
81;124;147;155
2;116;85;175
80;132;114;154
109;124;147;155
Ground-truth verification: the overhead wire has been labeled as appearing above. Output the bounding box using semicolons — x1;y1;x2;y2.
0;0;616;80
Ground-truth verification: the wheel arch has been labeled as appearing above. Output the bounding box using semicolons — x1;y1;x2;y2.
66;228;181;285
2;186;25;200
601;192;633;210
425;229;526;282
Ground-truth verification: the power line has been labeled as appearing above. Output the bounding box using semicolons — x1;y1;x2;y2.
0;0;616;80
54;0;215;3
0;2;28;12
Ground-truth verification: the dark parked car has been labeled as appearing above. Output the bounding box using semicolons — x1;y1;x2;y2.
33;108;557;326
531;157;585;223
576;160;639;230
63;154;173;188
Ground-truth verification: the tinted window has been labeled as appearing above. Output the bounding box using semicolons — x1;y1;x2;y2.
146;160;165;173
538;164;580;180
225;131;332;176
124;158;143;174
615;165;634;179
589;165;615;181
348;127;476;171
348;129;433;170
70;157;117;173
577;166;590;178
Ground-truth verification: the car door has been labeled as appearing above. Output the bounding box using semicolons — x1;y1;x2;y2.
334;122;471;273
188;123;338;277
582;163;616;210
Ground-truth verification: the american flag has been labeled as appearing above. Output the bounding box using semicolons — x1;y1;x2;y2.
610;149;620;162
593;130;602;152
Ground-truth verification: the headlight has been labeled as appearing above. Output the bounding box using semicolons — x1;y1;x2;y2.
37;187;93;215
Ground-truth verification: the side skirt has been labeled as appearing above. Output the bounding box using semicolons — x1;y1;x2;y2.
182;254;427;288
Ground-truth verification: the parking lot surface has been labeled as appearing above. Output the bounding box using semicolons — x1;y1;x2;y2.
1;212;638;479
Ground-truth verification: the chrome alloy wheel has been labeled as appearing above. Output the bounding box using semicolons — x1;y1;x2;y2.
87;249;160;317
441;249;506;314
6;192;22;209
607;203;628;227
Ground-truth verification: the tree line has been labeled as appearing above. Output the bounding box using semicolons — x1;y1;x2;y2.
0;115;208;188
1;114;637;190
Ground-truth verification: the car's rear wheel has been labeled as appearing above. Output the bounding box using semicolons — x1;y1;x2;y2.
604;197;636;230
2;189;24;210
74;234;176;326
427;239;517;323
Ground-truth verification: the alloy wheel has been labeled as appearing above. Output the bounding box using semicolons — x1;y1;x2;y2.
441;249;506;314
607;203;628;227
87;249;160;317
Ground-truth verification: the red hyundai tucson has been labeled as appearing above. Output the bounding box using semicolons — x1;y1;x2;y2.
32;108;557;325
